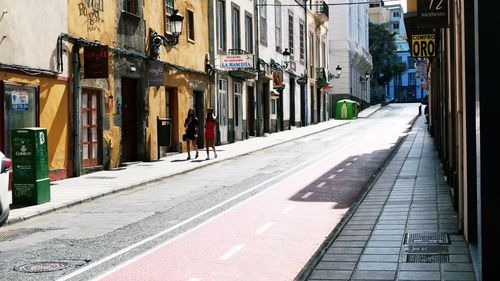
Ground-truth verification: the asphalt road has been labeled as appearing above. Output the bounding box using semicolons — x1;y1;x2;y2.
0;103;419;281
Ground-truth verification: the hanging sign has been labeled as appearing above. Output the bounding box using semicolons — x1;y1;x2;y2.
148;60;164;86
417;0;449;28
84;45;109;79
411;34;436;58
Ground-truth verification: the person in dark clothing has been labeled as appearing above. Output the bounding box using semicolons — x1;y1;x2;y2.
184;108;199;160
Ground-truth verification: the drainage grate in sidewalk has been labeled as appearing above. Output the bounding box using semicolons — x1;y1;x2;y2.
404;232;449;244
0;228;58;242
404;244;448;254
85;176;117;179
406;254;449;263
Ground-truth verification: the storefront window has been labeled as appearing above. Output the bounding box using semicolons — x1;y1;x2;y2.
1;82;38;157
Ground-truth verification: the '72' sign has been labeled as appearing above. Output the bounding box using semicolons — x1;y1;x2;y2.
417;0;449;27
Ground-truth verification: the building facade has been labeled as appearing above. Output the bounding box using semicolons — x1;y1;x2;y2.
0;0;70;180
327;0;372;115
404;0;499;279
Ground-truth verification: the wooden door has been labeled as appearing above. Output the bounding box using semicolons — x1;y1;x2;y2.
81;89;101;167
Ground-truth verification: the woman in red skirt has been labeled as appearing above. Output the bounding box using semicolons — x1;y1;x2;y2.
204;108;217;160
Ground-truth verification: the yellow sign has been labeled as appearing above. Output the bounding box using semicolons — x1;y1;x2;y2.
411;34;436;58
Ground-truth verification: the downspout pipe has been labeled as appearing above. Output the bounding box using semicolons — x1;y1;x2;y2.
255;0;261;136
71;42;82;177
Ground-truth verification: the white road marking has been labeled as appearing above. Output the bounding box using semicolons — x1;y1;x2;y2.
255;222;274;235
188;278;201;281
317;182;326;188
337;168;344;173
219;244;245;261
328;174;336;179
281;205;296;214
346;162;352;166
301;192;314;199
353;157;358;161
64;114;410;281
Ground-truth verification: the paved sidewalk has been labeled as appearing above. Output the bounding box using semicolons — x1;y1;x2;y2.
299;116;476;281
6;105;381;225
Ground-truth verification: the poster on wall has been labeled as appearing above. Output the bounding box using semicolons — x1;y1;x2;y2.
11;88;29;111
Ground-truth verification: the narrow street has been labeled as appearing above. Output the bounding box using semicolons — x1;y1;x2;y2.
0;104;419;281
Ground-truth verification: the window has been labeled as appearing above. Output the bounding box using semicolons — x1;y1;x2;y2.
299;20;304;62
408;73;416;85
396;74;402;85
393;11;400;17
321;40;326;67
218;79;228;126
186;9;195;42
234;82;242;126
217;0;226;51
232;6;240;49
275;0;282;51
81;89;101;167
245;14;253;53
316;37;320;67
259;0;267;45
309;32;314;75
288;12;294;58
271;99;277;114
393;23;399;29
124;0;139;14
165;0;174;33
407;57;415;68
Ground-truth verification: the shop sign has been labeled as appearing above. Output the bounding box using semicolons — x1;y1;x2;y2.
148;60;164;86
273;71;284;88
417;0;449;28
84;45;109;78
411;34;436;58
220;54;254;69
415;61;428;79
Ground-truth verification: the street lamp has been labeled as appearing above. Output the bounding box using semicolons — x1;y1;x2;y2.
270;49;292;70
328;65;342;79
163;9;184;46
360;71;370;82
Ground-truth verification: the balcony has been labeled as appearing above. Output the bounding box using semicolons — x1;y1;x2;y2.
312;1;329;24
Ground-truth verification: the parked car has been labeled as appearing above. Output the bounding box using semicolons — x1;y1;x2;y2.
0;151;11;226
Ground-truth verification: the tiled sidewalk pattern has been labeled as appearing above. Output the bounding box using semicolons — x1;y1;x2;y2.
306;117;475;281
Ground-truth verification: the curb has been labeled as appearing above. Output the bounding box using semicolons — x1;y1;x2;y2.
294;114;420;281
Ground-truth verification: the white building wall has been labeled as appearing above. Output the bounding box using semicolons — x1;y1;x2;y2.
0;0;68;76
328;0;372;104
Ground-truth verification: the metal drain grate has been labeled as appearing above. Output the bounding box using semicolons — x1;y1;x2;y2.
85;176;117;179
404;245;449;254
406;254;449;263
0;228;56;242
405;233;449;244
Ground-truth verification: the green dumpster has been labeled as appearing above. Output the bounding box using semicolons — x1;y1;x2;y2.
11;128;50;205
335;99;358;119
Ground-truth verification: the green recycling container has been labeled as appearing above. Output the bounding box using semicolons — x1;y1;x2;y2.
11;128;50;205
335;99;358;120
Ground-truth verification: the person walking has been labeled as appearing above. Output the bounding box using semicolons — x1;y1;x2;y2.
184;108;199;160
204;108;217;160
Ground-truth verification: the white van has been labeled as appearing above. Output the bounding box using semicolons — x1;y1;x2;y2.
0;151;11;226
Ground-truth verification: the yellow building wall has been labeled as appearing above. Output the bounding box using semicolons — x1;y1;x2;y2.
0;72;69;172
68;0;117;45
144;0;210;158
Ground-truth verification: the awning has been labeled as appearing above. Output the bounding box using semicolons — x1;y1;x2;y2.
270;89;280;97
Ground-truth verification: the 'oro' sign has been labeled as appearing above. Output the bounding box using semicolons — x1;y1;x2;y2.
411;34;436;58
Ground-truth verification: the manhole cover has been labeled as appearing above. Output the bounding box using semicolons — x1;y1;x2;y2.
14;261;71;273
406;254;449;263
405;233;449;244
404;245;448;254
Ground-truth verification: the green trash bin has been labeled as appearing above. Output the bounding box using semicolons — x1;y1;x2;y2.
11;128;50;205
335;99;358;120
